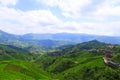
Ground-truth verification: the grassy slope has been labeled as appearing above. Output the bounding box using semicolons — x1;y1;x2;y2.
0;60;52;80
1;40;120;80
0;44;53;80
36;50;120;80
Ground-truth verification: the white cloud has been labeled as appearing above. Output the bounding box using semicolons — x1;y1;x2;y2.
0;5;61;26
37;0;59;7
38;0;91;18
39;0;120;20
81;22;120;36
0;5;62;34
90;0;120;19
0;0;120;36
0;5;120;36
59;0;91;18
0;0;18;6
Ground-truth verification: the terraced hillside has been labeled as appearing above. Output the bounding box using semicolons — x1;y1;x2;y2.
0;44;52;80
35;40;120;80
1;40;120;80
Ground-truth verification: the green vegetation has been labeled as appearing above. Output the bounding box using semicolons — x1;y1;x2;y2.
0;38;120;80
35;40;120;80
0;30;73;54
0;60;52;80
0;44;52;80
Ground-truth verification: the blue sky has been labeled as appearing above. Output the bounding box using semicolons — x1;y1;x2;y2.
0;0;120;36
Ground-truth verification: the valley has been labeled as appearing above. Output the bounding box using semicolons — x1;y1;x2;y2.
0;0;120;80
0;30;120;80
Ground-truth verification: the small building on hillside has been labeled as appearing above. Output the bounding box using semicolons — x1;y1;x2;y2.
105;54;112;60
108;45;114;49
104;50;113;54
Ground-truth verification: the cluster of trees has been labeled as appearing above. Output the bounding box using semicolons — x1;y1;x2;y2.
35;40;120;80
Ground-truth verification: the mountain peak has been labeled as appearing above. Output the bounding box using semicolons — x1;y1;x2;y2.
83;40;106;45
89;40;101;43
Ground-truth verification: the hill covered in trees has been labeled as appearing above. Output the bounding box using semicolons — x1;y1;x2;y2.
0;35;120;80
35;40;120;80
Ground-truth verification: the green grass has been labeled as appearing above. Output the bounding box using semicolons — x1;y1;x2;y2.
0;60;53;80
60;56;120;80
37;51;120;80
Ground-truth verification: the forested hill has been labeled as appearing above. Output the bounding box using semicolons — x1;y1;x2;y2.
35;40;120;80
1;39;120;80
0;43;32;61
50;40;109;56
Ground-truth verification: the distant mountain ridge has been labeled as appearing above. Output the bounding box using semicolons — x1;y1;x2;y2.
0;30;72;54
55;40;109;56
21;32;120;44
1;30;120;47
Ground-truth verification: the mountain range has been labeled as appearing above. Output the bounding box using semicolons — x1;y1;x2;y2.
0;30;71;54
1;30;120;54
1;30;120;45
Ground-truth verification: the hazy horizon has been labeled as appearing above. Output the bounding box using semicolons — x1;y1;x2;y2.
0;0;120;36
1;29;120;37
